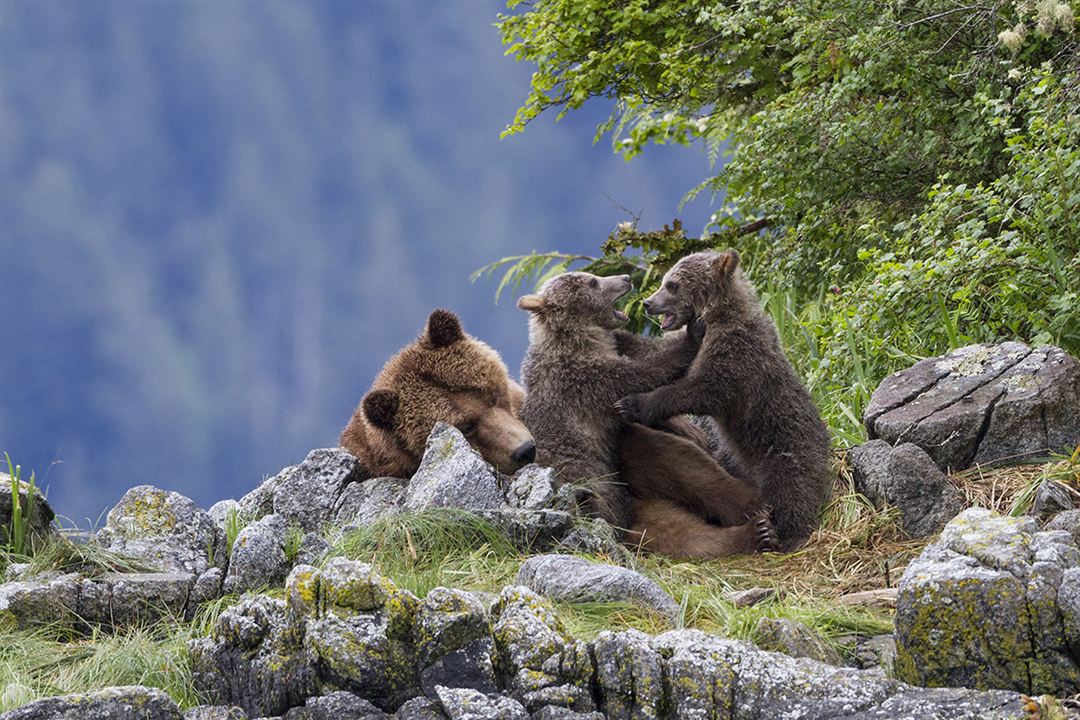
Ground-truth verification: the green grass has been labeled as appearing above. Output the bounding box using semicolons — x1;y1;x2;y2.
4;452;41;560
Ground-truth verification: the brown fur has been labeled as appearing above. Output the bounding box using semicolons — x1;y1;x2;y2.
341;309;535;477
616;250;832;550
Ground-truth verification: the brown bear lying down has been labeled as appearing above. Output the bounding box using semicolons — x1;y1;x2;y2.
340;309;536;478
518;271;777;558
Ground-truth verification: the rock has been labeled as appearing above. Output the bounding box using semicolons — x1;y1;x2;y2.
271;449;368;532
894;507;1080;695
837;588;898;610
754;617;844;666
726;587;775;608
191;567;225;609
848;440;964;537
433;687;528;720
516;555;678;620
854;634;897;672
1031;480;1076;521
506;465;556;511
281;691;387;719
0;574;80;629
477;509;575;552
864;342;1080;471
1046;509;1080;544
555;518;636;567
183;707;248;720
224;514;291;594
530;707;605;720
0;686;182;720
238;466;292;521
208;499;243;532
394;697;447;720
591;630;663;720
414;588;498;697
404;424;505;512
2;562;30;582
490;586;594;713
0;471;55;550
334;478;406;529
96;485;226;575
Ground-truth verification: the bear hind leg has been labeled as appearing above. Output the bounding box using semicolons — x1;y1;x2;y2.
625;498;771;559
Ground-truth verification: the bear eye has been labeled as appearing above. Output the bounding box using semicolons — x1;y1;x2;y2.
589;277;599;289
666;280;680;293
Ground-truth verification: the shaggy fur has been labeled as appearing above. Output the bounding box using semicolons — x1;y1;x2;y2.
616;250;832;550
518;272;702;530
341;309;534;477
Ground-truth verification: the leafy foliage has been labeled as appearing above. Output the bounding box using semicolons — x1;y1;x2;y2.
492;0;1080;439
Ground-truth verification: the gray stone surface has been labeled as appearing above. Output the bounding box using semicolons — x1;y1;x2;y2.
394;697;447;720
433;687;527;720
1047;509;1080;544
726;587;776;608
591;630;663;720
491;586;594;713
849;440;965;537
529;709;605;720
238;466;292;521
272;448;368;532
404;424;505;512
334;478;407;529
754;617;843;666
0;472;54;550
224;514;291;595
854;634;897;672
415;588;497;697
506;465;557;511
477;509;575;552
555;518;635;567
516;555;677;620
281;691;387;719
96;485;225;576
1030;480;1076;521
894;507;1080;695
864;342;1080;471
0;686;182;720
183;707;248;720
208;499;243;532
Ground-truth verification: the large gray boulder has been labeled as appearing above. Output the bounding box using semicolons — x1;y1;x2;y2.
848;440;965;537
0;471;55;550
414;588;498;697
281;691;387;719
223;514;291;595
433;686;527;720
753;617;843;666
515;555;677;620
404;424;506;512
182;707;247;720
96;486;225;576
894;507;1080;695
505;465;557;511
864;343;1080;471
334;477;407;530
0;686;182;720
273;449;368;532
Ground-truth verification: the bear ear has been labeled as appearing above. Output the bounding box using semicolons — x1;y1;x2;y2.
362;389;399;430
426;309;465;348
517;294;546;313
713;249;740;277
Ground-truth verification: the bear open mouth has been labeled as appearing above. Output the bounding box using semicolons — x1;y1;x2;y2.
613;308;630;322
661;312;678;330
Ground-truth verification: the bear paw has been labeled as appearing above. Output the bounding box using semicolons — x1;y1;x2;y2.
748;506;780;554
614;394;647;424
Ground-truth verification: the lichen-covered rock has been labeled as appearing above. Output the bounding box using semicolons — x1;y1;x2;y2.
1030;479;1076;521
272;449;368;532
490;587;594;713
0;574;80;630
394;696;447;720
191;567;225;610
848;440;964;537
555;518;636;568
189;595;317;717
281;691;387;719
754;617;843;666
334;478;406;530
516;555;677;620
0;472;55;550
505;465;556;511
404;424;505;512
183;707;248;720
530;707;606;720
207;499;243;532
224;514;291;595
854;634;897;672
96;485;225;576
414;588;498;697
0;686;182;720
1047;509;1080;545
238;466;292;520
433;686;527;720
476;509;575;553
591;630;663;720
864;343;1080;471
894;507;1080;695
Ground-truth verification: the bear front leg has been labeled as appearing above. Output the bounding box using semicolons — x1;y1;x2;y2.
616;376;707;427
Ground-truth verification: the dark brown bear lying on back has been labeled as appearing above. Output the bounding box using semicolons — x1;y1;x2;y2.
617;250;832;551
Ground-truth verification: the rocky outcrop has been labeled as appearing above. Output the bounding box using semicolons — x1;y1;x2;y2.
515;555;677;620
864;343;1080;471
223;514;291;595
0;472;54;549
848;440;965;537
95;486;225;577
0;686;182;720
895;507;1080;695
753;617;844;666
404;423;507;512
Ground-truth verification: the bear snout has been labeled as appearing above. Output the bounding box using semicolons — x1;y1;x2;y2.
512;440;536;466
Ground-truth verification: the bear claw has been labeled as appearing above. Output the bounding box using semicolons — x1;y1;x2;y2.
748;506;780;553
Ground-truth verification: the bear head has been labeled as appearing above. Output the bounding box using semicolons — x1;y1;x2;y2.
517;272;633;338
642;249;741;330
341;309;535;478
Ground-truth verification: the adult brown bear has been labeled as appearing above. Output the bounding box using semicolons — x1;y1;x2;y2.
340;309;536;477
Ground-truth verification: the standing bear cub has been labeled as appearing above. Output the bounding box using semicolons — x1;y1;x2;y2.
617;250;832;550
341;309;535;477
